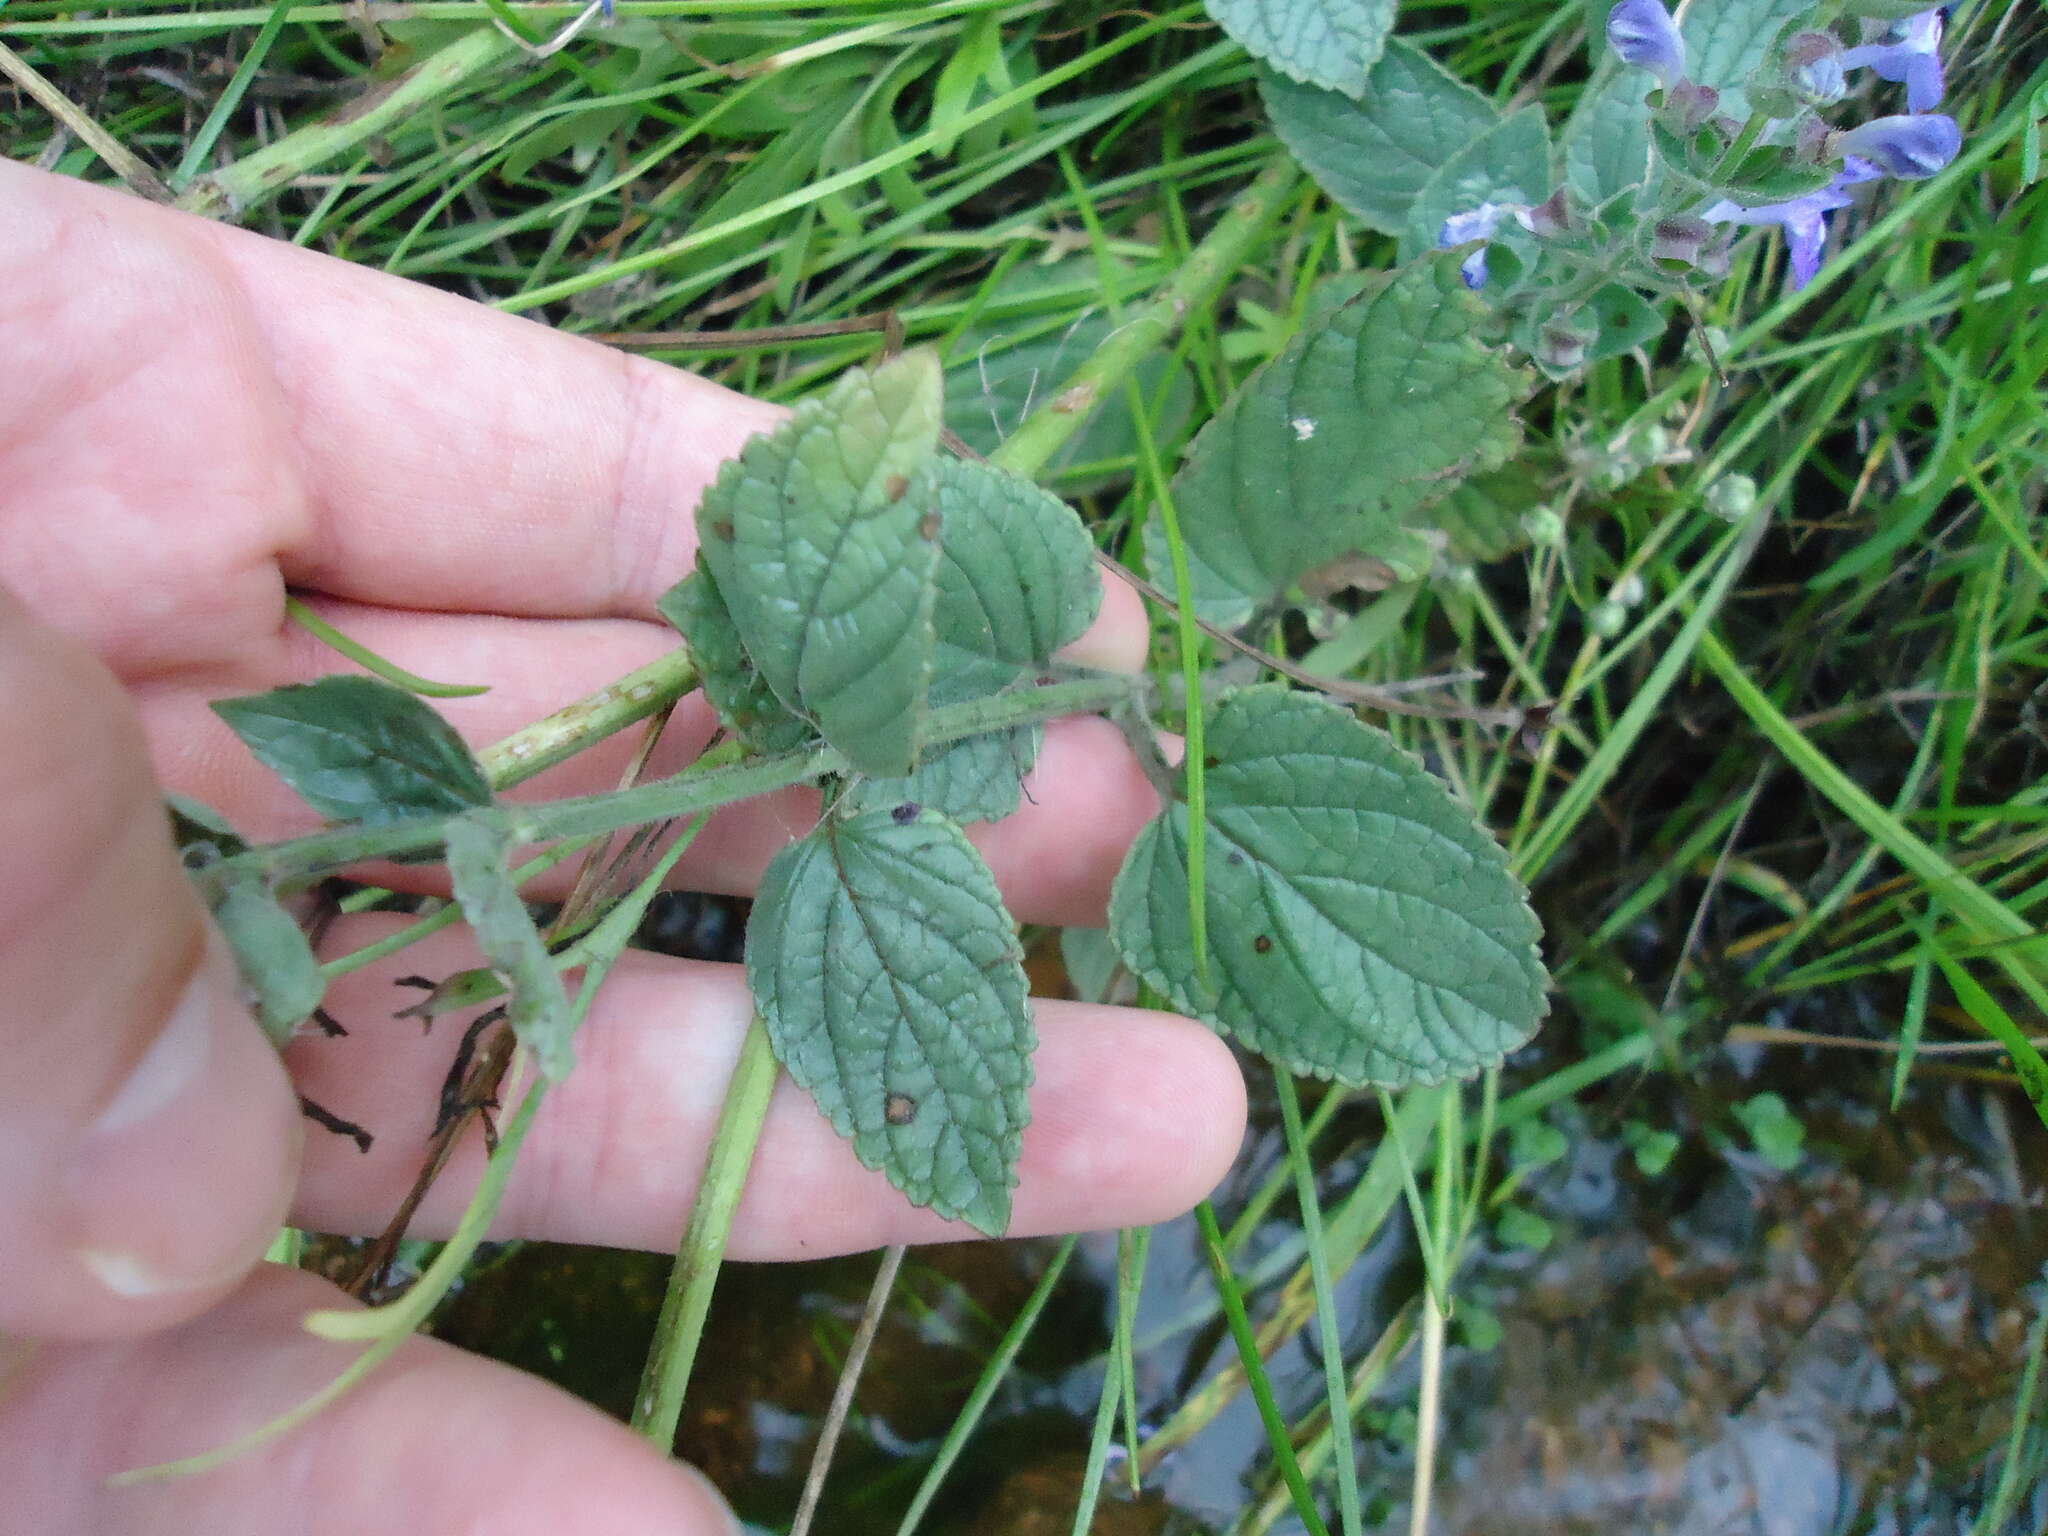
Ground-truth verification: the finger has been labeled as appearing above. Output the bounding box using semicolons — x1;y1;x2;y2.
0;1264;741;1536
140;587;1160;928
3;158;780;623
0;587;300;1340
286;922;1246;1259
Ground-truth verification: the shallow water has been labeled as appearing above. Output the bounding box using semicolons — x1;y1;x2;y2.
426;1033;2045;1534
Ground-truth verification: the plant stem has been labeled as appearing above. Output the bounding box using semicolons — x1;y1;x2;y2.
1194;1201;1333;1536
788;1244;905;1536
632;1013;779;1447
0;38;172;199
176;25;520;217
222;673;1137;883
988;155;1299;482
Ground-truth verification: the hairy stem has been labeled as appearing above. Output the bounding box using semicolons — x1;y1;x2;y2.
633;1013;779;1447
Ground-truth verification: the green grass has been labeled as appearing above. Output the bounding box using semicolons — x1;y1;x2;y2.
9;0;2047;1528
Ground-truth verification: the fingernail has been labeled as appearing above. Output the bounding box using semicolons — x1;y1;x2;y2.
63;934;300;1301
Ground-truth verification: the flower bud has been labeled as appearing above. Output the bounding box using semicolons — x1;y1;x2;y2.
1607;0;1686;87
1587;600;1629;638
1705;474;1759;522
1832;113;1962;178
1784;31;1847;103
1650;216;1713;265
1662;80;1722;133
1520;505;1566;547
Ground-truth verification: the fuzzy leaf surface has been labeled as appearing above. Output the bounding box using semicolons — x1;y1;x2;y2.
695;352;944;777
1109;686;1547;1086
659;566;813;754
1563;68;1657;206
1403;105;1554;255
445;813;577;1081
204;869;324;1047
212;675;493;825
1681;0;1811;113
1205;0;1394;96
845;456;1098;820
1167;258;1527;616
1260;42;1496;234
748;807;1033;1235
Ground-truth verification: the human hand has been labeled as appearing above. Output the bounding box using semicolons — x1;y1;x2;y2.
0;161;1246;1533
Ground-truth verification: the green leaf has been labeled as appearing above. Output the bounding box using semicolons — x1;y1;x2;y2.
1425;456;1556;564
748;806;1033;1235
925;456;1102;690
1579;283;1667;366
1563;67;1656;206
1402;105;1554;256
696;351;945;777
1259;43;1497;235
843;455;1099;821
846;727;1042;823
1167;259;1529;617
211;675;494;826
658;566;814;755
444;813;577;1081
203;868;324;1047
1109;686;1547;1087
1205;0;1395;97
1680;0;1810;113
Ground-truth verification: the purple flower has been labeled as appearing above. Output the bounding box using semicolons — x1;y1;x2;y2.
1834;112;1962;177
1702;161;1881;289
1436;202;1528;289
1607;0;1686;88
1841;9;1945;114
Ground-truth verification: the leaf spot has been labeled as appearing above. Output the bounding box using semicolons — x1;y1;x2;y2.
710;519;735;542
885;473;911;502
891;801;922;824
1254;934;1274;954
1291;416;1317;440
885;1093;917;1125
919;511;943;540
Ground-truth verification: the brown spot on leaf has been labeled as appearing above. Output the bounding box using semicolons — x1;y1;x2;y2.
885;1094;917;1125
1253;935;1274;954
885;473;910;502
710;519;735;542
919;511;943;540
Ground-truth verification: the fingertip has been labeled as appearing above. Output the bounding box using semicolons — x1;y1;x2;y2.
1059;564;1151;674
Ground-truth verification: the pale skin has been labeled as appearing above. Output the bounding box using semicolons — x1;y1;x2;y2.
0;160;1247;1534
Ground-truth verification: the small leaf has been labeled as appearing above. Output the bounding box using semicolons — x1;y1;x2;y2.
1402;105;1554;256
1109;686;1547;1087
1205;0;1395;97
1260;43;1497;235
1563;67;1657;206
1167;259;1529;618
843;455;1099;821
659;565;814;754
201;868;324;1046
696;351;945;777
212;676;493;826
444;813;577;1081
845;725;1042;823
747;806;1033;1235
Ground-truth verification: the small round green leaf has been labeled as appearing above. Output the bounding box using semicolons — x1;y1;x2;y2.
659;565;814;754
1109;686;1547;1086
748;807;1033;1235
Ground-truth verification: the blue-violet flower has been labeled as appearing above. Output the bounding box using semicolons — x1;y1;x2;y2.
1436;202;1527;289
1606;0;1686;89
1702;161;1881;289
1840;9;1945;114
1834;112;1962;178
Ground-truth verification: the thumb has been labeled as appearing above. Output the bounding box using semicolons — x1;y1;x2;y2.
0;584;300;1339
